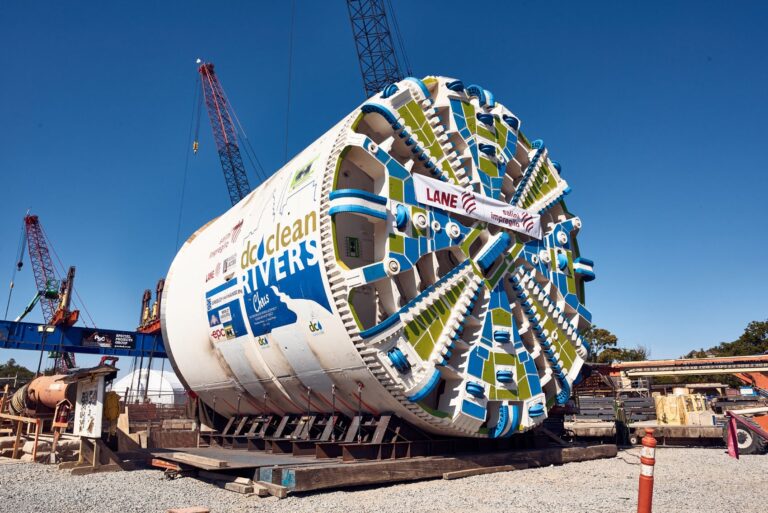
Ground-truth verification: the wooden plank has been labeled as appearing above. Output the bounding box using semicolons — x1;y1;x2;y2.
289;444;617;492
254;480;288;499
0;412;39;423
150;430;198;448
11;421;22;459
250;482;272;497
443;462;528;480
224;482;254;494
169;452;229;468
70;463;123;475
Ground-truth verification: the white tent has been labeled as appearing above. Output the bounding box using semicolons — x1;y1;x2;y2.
110;368;187;405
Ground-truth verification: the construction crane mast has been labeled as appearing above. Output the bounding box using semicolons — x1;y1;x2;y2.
197;61;252;206
17;214;79;371
346;0;411;98
22;215;59;323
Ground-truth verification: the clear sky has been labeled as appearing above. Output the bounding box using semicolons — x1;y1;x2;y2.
1;0;767;374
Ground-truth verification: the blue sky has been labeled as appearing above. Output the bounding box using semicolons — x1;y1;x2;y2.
1;1;767;373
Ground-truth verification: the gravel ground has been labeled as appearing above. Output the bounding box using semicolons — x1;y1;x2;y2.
0;447;765;513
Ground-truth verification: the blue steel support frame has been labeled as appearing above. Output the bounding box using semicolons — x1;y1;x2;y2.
0;320;166;359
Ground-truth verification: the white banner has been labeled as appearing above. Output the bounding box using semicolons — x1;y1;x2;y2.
412;174;542;239
73;375;105;438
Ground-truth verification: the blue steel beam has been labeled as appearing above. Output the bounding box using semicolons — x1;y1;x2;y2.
0;320;166;359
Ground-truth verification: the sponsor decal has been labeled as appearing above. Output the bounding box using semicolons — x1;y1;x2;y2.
222;254;237;273
209;219;244;259
412;174;542;239
230;219;243;243
81;330;135;350
289;159;316;190
460;190;477;214
205;279;243;309
205;278;248;341
241;212;318;268
256;336;268;347
211;325;236;341
240;211;332;337
308;319;324;335
219;306;232;324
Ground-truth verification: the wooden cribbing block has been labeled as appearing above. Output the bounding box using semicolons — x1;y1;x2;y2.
249;483;271;497
169;452;229;468
254;480;288;499
443;462;529;480
288;444;618;493
224;482;254;494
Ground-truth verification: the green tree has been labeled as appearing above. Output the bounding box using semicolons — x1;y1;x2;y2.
583;326;618;362
596;344;650;363
0;359;35;381
711;320;768;356
664;319;768;387
684;348;709;359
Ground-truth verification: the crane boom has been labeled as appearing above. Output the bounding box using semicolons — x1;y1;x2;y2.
21;214;79;371
346;0;410;98
23;215;59;322
198;62;252;206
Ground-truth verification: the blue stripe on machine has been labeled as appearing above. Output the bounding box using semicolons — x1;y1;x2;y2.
574;257;594;267
329;204;387;220
407;368;442;402
361;103;398;125
467;347;485;378
461;399;487;420
362;262;387;283
358;313;401;339
329;189;388;205
205;278;237;298
404;77;431;98
490;404;509;438
505;404;521;437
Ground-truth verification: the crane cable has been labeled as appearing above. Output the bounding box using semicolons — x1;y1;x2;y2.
175;76;201;251
193;75;202;156
3;218;27;320
386;0;412;77
40;225;97;328
221;87;268;185
284;0;296;164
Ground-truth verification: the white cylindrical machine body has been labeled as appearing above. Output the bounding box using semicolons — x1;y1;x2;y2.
162;76;595;437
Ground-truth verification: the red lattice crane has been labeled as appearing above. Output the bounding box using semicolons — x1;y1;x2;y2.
197;61;252;206
18;214;79;371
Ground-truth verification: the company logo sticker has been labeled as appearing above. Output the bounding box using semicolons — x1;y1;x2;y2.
460;190;477;215
308;319;324;335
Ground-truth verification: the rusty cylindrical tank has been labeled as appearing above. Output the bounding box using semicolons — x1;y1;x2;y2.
26;375;75;410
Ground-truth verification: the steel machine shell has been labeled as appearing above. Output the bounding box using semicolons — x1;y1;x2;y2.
162;76;595;437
